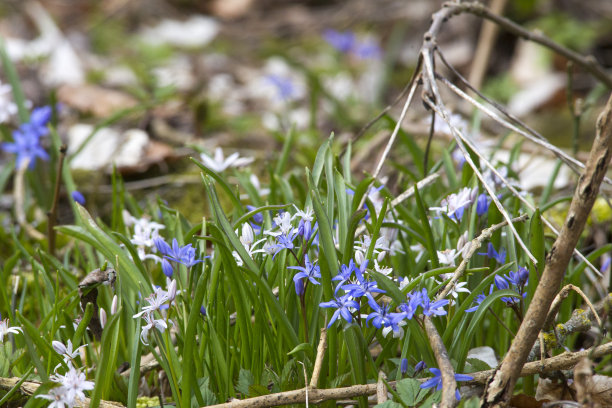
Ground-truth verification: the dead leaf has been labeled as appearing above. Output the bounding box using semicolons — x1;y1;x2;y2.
57;84;137;117
509;393;547;408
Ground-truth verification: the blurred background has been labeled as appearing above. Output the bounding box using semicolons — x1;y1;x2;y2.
0;0;611;218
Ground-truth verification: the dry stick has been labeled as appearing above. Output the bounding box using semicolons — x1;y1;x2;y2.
544;284;602;331
14;158;45;241
528;293;612;362
376;371;388;403
470;341;612;385
4;343;610;408
482;93;612;407
467;0;509;91
435;54;611;187
446;1;612;88
438;72;606;285
309;328;327;388
437;214;529;301
423;316;456;408
342;73;416;156
47;144;67;256
420;68;537;266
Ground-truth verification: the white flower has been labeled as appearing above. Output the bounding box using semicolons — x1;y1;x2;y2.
430;187;477;221
0;317;22;342
248;174;270;197
122;210;165;262
39;366;94;407
265;211;294;237
140;313;169;345
52;340;86;366
36;386;70;408
133;283;175;319
374;259;393;276
437;249;459;266
292;205;314;223
200;147;254;172
0;82;17;124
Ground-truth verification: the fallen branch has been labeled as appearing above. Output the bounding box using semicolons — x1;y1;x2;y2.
482;92;612;407
202;342;612;408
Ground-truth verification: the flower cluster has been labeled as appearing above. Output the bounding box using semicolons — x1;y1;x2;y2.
37;340;94;407
123;210;166;262
1;105;52;169
154;237;205;277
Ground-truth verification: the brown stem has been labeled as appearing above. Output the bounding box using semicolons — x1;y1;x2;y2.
47;144;67;256
423;316;456;408
310;327;327;388
482;93;612;406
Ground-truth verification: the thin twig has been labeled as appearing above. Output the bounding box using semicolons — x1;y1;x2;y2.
482;93;612;407
14;158;45;241
310;328;327;388
376;371;388;403
544;284;602;330
448;2;612;88
423;316;456;408
436;214;529;301
47;144;67;256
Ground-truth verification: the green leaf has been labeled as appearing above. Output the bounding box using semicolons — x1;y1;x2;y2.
237;369;254;396
287;342;314;360
396;378;427;406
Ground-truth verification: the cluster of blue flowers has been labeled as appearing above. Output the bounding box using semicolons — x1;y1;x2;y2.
154;237;205;277
1;106;52;169
465;266;529;312
323;29;381;60
320;259;450;336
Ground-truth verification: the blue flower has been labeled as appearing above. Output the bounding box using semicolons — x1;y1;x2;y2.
505;267;529;290
419;289;449;317
365;297;404;333
476;193;491;216
478;243;506;264
414;360;427;374
265;75;296;101
319;294;359;328
399;290;423;320
341;260;385;298
494;275;524;306
154;237;205;268
400;358;409;374
1;106;53;170
420;368;473;401
289;255;321;289
272;230;298;258
323;29;356;53
332;260;356;292
71;190;86;205
464;283;496;312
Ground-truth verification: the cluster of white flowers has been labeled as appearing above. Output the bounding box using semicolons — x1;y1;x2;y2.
37;340;94;407
122;210;166;262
